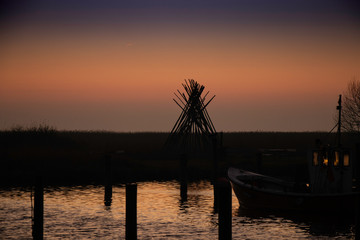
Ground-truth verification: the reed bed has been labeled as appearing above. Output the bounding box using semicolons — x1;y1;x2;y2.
0;128;357;186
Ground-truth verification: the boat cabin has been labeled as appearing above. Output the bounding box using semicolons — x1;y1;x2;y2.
308;147;352;194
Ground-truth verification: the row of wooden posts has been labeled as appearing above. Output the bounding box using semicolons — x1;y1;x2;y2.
32;177;232;240
32;153;232;239
31;177;139;240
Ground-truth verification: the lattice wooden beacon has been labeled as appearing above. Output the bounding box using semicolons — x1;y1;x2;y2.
165;79;217;154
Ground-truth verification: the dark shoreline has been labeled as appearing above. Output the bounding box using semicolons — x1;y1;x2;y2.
1;131;358;187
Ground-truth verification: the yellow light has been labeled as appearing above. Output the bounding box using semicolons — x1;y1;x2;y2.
344;154;350;166
323;158;328;166
334;152;339;166
313;152;319;166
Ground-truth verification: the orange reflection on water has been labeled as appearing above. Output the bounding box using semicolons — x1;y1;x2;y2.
0;181;354;239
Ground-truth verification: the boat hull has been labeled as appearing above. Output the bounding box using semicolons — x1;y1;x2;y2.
228;168;359;214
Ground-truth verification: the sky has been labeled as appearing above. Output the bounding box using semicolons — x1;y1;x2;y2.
0;0;359;132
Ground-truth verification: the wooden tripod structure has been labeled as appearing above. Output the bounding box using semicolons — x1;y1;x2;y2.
165;79;217;153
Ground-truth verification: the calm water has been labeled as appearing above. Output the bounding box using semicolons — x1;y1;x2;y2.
0;181;355;239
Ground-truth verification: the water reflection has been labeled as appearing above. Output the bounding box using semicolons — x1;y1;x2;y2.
236;207;355;239
0;181;356;239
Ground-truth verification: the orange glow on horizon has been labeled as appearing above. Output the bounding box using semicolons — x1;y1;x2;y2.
1;32;356;103
0;5;359;131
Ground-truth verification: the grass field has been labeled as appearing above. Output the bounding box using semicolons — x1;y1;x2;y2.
0;128;358;186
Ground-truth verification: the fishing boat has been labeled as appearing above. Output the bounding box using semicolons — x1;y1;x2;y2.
228;95;360;213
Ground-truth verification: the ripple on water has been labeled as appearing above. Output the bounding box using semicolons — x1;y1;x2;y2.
0;181;356;239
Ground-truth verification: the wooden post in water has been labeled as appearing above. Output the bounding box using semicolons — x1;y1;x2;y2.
180;154;188;202
213;135;219;210
356;143;360;239
104;155;112;206
218;178;232;240
126;183;137;240
33;175;43;240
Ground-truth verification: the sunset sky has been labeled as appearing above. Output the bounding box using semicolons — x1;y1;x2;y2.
1;0;359;132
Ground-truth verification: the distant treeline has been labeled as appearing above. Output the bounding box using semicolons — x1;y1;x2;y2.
0;129;358;186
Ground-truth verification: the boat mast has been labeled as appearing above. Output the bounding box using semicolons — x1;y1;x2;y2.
336;94;342;147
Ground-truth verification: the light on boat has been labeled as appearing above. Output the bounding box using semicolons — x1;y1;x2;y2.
344;153;350;166
323;158;328;166
334;152;340;166
313;152;319;166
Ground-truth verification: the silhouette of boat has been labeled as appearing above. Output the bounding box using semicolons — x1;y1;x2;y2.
228;95;360;213
228;167;358;213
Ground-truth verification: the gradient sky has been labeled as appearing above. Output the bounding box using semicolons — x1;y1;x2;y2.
1;0;359;131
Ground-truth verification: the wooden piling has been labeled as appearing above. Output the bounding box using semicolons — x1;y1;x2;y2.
126;183;137;240
180;154;188;202
356;143;360;239
218;178;232;240
33;175;43;240
104;185;112;207
213;135;219;210
104;155;112;206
